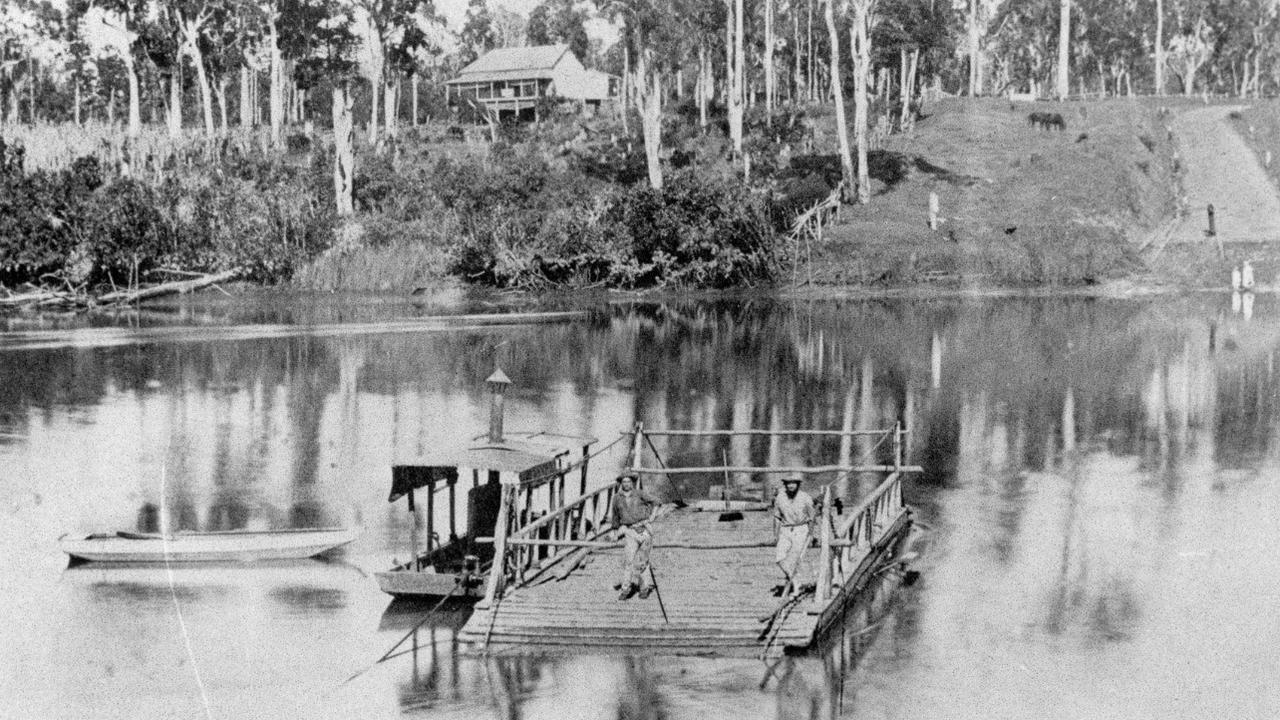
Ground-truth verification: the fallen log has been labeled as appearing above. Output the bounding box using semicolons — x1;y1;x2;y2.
0;290;76;307
97;268;241;306
0;268;240;311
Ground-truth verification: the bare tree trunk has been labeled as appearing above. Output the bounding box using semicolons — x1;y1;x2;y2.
902;48;919;130
1056;0;1070;99
699;42;709;128
633;50;663;190
369;77;380;146
384;76;397;139
793;2;802;102
216;76;228;135
27;55;36;124
824;0;855;203
622;44;630;135
411;74;419;128
1155;0;1164;96
851;1;870;204
729;0;745;154
269;18;284;147
968;0;979;96
764;0;775;118
808;0;816;102
239;65;253;127
332;83;355;216
167;72;182;138
251;68;260;125
73;79;81;125
187;40;215;136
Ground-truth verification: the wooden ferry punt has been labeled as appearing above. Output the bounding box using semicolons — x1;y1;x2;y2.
59;526;359;563
375;370;606;601
458;424;922;657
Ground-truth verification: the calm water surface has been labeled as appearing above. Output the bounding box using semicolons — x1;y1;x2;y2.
2;291;1278;719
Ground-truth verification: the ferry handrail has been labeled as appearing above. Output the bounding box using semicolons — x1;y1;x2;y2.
833;471;903;538
508;482;615;539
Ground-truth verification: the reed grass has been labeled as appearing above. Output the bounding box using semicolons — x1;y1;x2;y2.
291;219;458;292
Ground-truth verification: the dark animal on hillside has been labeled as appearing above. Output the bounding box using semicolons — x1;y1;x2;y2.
1028;112;1067;131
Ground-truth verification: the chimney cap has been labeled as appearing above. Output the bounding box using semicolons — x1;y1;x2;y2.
486;368;511;386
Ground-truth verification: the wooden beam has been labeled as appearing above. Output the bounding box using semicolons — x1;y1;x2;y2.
488;537;777;550
638;429;901;438
626;464;923;475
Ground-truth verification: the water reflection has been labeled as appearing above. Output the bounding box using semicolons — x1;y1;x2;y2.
5;293;1280;718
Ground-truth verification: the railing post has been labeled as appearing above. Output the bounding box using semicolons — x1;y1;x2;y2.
447;474;458;541
894;422;903;474
478;485;514;609
628;422;645;484
408;487;420;571
816;485;833;603
425;478;436;555
580;444;591;496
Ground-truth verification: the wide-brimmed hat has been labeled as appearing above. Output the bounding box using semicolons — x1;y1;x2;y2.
616;473;638;483
781;476;804;485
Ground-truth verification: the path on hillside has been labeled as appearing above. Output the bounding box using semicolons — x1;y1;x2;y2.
1166;105;1280;245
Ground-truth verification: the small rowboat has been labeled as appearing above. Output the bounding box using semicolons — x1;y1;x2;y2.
59;527;360;563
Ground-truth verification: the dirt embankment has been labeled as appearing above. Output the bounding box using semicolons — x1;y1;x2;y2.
804;97;1188;289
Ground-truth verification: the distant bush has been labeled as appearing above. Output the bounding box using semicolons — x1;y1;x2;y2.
449;162;784;289
0;134;334;287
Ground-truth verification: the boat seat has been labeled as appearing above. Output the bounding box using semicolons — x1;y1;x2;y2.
115;531;162;540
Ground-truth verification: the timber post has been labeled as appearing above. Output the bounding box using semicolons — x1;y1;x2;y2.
816;485;833;603
447;473;457;541
408;487;420;570
628;422;646;484
425;477;436;556
928;191;939;230
898;425;905;472
478;484;514;609
580;443;591;496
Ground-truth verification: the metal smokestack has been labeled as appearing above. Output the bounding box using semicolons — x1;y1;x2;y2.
486;368;511;443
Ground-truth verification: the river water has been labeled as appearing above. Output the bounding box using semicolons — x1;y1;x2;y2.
1;291;1277;719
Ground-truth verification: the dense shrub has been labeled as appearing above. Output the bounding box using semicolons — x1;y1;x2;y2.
448;157;785;289
0;134;334;287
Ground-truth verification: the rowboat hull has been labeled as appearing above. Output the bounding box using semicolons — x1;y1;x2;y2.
374;565;485;600
59;528;359;563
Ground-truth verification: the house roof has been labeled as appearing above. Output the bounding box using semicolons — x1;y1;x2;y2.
446;44;570;84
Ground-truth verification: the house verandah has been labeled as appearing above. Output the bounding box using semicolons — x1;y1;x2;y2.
445;45;617;123
444;78;555;122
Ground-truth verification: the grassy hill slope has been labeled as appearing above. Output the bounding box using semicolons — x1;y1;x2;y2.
807;97;1182;288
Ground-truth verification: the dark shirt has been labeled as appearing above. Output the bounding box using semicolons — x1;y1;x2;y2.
610;488;660;527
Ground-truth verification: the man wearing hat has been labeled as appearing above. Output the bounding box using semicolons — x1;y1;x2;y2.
609;474;663;600
773;476;816;593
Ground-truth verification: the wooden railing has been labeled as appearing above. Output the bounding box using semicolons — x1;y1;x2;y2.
815;469;907;604
480;421;915;609
479;473;619;607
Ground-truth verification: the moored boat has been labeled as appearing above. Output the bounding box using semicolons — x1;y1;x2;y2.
59;526;360;563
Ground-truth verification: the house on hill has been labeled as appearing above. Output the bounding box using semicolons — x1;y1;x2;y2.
445;44;618;121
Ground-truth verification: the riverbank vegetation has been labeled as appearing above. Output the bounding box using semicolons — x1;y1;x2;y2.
2;0;1278;296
